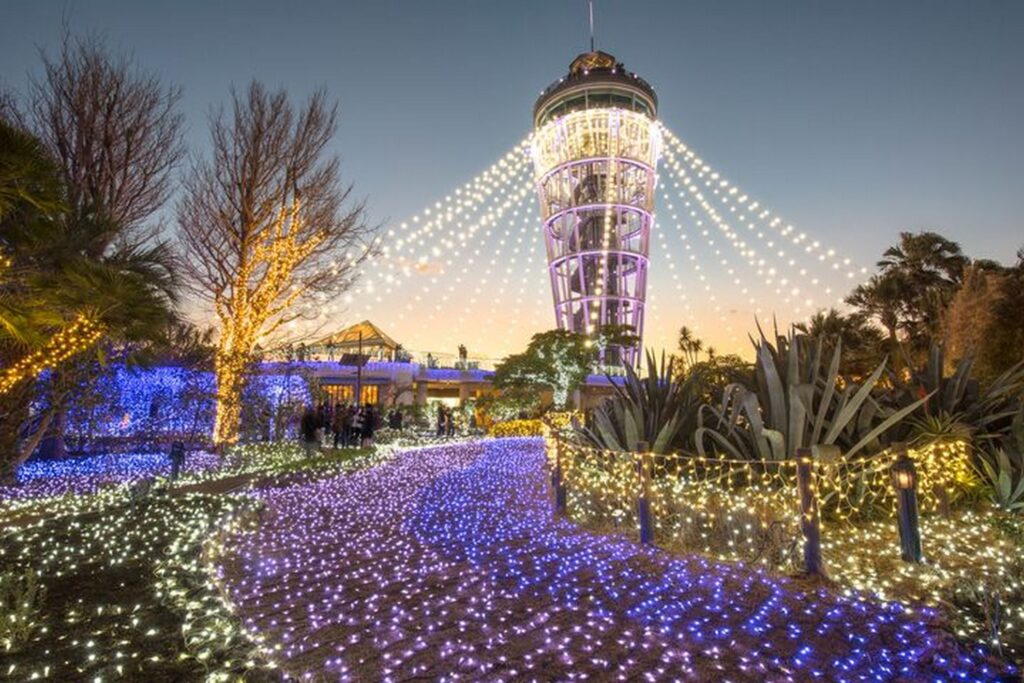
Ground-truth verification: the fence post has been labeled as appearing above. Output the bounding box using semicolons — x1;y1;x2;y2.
636;440;653;545
795;447;825;577
890;442;923;563
552;433;567;516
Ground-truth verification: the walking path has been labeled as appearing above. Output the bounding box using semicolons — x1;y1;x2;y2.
219;438;1013;681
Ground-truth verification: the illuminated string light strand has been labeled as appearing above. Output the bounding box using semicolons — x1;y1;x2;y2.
649;218;713;349
379;138;533;266
656;189;750;346
345;160;533;329
660;125;868;288
326;140;533;327
661;146;820;313
0;313;104;395
419;168;535;333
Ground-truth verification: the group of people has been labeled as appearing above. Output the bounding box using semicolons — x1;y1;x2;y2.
300;401;403;456
436;404;460;437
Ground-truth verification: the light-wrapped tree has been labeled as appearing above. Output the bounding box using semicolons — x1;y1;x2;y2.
177;82;374;446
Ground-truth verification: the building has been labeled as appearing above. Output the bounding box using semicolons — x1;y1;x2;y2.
532;50;660;367
291;320;621;410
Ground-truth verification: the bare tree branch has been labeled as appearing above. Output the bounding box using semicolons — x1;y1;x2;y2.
176;80;377;443
27;30;184;249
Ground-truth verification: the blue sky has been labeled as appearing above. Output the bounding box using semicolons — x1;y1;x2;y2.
2;1;1022;357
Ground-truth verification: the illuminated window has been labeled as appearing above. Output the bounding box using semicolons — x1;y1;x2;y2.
323;384;379;405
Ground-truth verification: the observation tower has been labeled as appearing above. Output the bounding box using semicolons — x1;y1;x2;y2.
532;50;660;367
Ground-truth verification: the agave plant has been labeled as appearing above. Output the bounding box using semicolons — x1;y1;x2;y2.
695;324;927;460
978;450;1024;512
894;343;1024;447
580;350;702;453
977;408;1024;512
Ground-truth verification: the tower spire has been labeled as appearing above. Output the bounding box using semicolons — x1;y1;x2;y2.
588;0;595;52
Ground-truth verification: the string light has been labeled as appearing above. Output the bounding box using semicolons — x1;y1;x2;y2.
659;125;868;303
212;199;324;445
661;147;818;314
0;313;104;395
548;430;1022;661
0;441;405;680
213;438;1012;680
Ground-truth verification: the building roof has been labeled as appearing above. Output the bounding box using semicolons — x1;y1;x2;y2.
319;320;400;350
533;50;658;125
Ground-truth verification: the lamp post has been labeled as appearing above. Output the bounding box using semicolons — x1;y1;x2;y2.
890;443;923;563
355;330;363;407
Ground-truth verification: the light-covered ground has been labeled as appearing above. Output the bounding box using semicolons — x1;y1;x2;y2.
0;451;221;502
218;437;1014;681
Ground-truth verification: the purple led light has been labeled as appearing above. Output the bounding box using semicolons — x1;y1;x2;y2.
218;438;1013;681
0;451;221;501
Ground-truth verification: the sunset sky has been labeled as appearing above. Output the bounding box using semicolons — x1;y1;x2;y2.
3;0;1022;361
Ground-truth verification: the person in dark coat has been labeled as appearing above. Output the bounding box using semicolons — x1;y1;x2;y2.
332;402;345;448
446;406;456;437
436;404;445;437
300;406;320;458
344;405;358;447
360;405;376;447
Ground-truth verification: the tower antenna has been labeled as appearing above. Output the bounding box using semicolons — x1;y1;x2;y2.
588;0;595;52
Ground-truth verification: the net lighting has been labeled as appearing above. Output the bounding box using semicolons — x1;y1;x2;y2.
545;432;1020;660
211;438;1013;680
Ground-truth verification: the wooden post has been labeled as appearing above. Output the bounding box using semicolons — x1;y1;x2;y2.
795;447;825;577
552;434;567;516
636;440;653;545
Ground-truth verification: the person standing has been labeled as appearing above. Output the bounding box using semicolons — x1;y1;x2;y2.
332;402;345;448
446;406;456;437
300;406;320;458
360;405;375;447
436;403;445;437
315;402;328;446
350;405;364;447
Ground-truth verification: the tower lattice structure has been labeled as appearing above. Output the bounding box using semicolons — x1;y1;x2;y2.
532;50;660;367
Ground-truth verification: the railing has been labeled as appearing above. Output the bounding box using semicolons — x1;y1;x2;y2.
259;352;503;372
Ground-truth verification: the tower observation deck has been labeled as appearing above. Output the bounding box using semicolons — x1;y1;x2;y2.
532;50;660;367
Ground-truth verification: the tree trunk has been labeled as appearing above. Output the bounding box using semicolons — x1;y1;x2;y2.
37;408;67;459
0;379;54;485
213;349;249;446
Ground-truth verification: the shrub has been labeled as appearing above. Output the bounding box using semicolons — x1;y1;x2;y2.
581;351;702;454
489;419;545;437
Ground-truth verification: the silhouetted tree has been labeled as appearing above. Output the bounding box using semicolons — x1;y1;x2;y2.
27;31;184;247
847;231;967;362
795;308;886;380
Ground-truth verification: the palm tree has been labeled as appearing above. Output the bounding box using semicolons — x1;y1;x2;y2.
880;231;967;347
795;308;886;379
0;119;179;481
677;325;704;371
878;231;968;284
